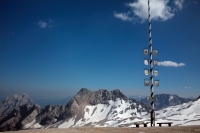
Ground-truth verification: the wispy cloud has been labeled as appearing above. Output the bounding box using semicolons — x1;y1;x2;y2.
114;0;185;23
38;21;47;28
184;86;192;89
38;19;54;28
114;12;133;21
158;61;185;67
174;0;185;10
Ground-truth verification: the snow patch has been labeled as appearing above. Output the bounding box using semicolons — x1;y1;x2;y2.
24;119;36;129
53;97;200;128
58;118;75;128
169;96;173;101
31;123;43;128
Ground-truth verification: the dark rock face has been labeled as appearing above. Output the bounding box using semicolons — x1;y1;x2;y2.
0;104;41;132
0;104;65;131
140;94;192;110
38;105;65;125
60;88;128;120
0;93;37;116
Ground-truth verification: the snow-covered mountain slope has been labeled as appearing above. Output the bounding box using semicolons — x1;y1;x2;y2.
1;89;199;131
54;96;200;128
154;96;200;126
55;98;149;128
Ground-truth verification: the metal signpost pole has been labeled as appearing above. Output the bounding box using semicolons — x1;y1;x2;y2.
148;0;155;127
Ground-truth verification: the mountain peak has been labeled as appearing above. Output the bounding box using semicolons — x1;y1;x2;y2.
80;88;89;91
74;88;128;104
0;93;37;115
22;93;28;96
78;88;92;94
60;88;128;120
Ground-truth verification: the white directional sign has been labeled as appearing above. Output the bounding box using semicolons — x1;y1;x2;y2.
144;59;149;65
154;70;158;76
144;69;149;75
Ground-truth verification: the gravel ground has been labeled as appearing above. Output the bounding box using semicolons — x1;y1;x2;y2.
3;126;200;133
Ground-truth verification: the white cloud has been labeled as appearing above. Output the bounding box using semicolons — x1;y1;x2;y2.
38;21;47;28
114;0;185;23
158;61;185;67
114;12;133;21
38;19;54;28
174;0;185;9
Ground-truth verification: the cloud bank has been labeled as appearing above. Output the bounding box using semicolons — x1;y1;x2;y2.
158;61;185;67
114;0;185;23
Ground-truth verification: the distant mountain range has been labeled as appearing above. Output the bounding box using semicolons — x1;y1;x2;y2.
128;95;148;101
140;94;192;110
0;89;199;131
0;93;37;116
33;96;73;108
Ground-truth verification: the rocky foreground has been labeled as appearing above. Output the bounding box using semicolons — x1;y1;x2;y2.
3;126;200;133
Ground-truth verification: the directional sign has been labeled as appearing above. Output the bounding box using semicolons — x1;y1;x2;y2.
144;49;148;55
151;96;154;101
144;79;150;86
154;59;158;66
144;59;149;65
153;49;158;56
154;80;159;87
154;70;158;76
144;69;149;76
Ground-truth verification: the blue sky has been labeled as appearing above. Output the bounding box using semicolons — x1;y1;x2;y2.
0;0;200;100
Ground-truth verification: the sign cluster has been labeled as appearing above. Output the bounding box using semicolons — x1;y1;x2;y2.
143;49;159;87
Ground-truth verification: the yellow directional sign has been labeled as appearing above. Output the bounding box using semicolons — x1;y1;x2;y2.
151;97;154;101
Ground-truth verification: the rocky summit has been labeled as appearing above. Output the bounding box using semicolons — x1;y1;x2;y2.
58;88;129;120
0;93;37;116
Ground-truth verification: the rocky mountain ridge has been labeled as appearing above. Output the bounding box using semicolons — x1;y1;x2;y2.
0;93;37;116
0;89;199;132
140;94;192;110
0;88;149;131
0;104;41;131
59;88;130;120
